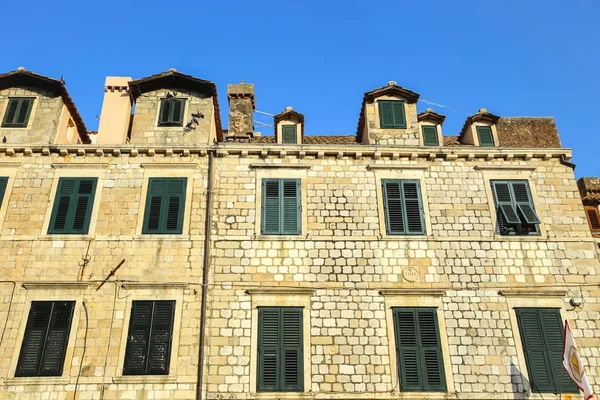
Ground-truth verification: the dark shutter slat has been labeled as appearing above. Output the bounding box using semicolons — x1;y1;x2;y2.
512;182;531;203
282;308;303;391
417;309;445;391
379;102;394;128
16;302;53;377
422;126;438;146
146;301;175;375
512;182;541;224
586;208;600;232
50;179;76;232
49;178;96;234
258;308;280;391
39;302;75;375
477;126;495;146
124;301;153;375
282;180;300;235
159;99;171;125
262;180;281;235
282;126;297;144
71;179;97;232
492;181;520;233
403;182;424;234
3;99;19;126
16;99;32;125
0;177;7;208
144;178;166;233
392;101;406;128
539;310;577;392
394;309;421;390
383;181;404;234
516;309;555;392
172;100;184;124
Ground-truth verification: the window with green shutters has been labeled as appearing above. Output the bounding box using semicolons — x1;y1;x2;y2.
142;178;187;234
48;178;98;234
476;126;495;146
382;180;425;235
0;177;8;208
392;307;446;392
15;301;75;377
491;180;541;235
158;98;186;126
257;307;303;392
123;300;176;376
2;98;34;128
379;100;407;128
515;308;578;394
261;178;301;235
422;125;439;146
281;125;297;144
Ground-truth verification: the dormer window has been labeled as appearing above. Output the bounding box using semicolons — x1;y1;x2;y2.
274;107;304;144
282;125;297;144
2;98;34;128
422;126;439;146
379;100;406;129
476;126;494;146
158;98;185;127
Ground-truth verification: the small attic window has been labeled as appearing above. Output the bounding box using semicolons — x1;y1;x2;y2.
158;98;185;127
422;126;439;146
379;100;406;129
282;125;297;144
2;98;34;128
476;126;495;146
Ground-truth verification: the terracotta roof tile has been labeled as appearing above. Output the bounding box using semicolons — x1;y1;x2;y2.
496;117;561;148
253;135;357;145
578;177;600;205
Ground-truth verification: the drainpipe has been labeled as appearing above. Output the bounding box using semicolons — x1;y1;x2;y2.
559;154;576;170
197;149;215;400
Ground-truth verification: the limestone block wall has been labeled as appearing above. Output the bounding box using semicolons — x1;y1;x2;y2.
0;87;64;145
204;150;600;399
0;152;208;399
129;88;216;146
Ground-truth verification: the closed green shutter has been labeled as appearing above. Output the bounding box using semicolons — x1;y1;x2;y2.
393;308;446;392
158;99;186;126
476;126;495;146
0;177;8;208
16;301;75;377
422;126;439;146
282;125;297;144
48;178;97;234
257;307;303;392
382;180;425;235
261;179;301;235
379;100;406;128
2;98;34;128
491;180;540;235
142;178;187;234
515;308;577;394
124;300;175;376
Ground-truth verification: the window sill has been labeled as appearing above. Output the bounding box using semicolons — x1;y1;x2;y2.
112;375;176;384
254;234;306;241
249;393;313;400
133;234;190;241
38;234;94;241
4;376;71;386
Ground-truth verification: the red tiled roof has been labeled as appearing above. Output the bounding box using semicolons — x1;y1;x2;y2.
253;135;357;144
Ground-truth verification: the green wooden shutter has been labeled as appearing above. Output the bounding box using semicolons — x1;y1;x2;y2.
281;308;303;391
282;179;301;235
172;99;184;125
422;126;439;146
477;126;495;146
282;125;297;144
491;181;521;225
0;177;8;208
124;301;153;375
511;182;541;224
257;308;280;391
379;101;394;128
146;301;175;375
392;101;407;128
143;178;186;234
2;98;34;127
16;301;74;377
383;180;425;235
516;308;577;394
403;181;425;234
158;99;185;126
393;308;445;392
383;181;405;234
262;179;281;235
158;100;171;126
48;178;97;234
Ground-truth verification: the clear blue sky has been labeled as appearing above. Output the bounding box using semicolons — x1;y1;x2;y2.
2;0;599;178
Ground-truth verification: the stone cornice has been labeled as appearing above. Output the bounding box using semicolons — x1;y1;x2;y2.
120;282;189;290
52;163;109;169
499;288;569;297
249;163;312;169
367;164;429;171
245;287;316;295
379;287;449;296
21;282;90;290
474;165;537;171
141;162;198;169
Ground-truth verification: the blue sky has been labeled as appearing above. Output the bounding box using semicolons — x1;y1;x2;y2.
2;0;599;178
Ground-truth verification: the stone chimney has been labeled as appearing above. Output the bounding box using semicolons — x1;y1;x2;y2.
227;81;255;138
97;76;133;144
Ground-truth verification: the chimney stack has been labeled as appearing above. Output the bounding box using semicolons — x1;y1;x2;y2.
227;81;255;138
97;76;133;144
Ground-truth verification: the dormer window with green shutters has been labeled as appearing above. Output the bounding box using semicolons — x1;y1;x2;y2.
0;177;8;208
281;125;297;144
422;125;439;146
382;180;425;235
48;178;98;234
2;97;34;128
392;307;446;392
142;178;187;234
257;307;304;392
158;98;186;127
491;180;541;235
476;126;495;146
515;308;578;394
15;301;75;377
123;300;176;375
261;178;301;235
379;100;406;128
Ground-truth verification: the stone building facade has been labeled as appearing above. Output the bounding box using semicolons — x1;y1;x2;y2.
0;67;597;400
